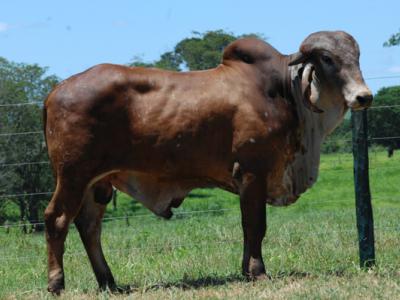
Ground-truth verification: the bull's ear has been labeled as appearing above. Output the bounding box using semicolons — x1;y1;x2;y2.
301;64;324;113
288;52;307;66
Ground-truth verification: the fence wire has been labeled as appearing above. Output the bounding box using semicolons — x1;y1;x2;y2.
0;225;398;262
0;130;43;137
1;162;399;201
1;196;399;229
0;101;42;107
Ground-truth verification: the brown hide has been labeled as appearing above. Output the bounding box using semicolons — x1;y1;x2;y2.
43;31;372;293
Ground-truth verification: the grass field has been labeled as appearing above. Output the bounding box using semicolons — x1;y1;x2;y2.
0;151;399;299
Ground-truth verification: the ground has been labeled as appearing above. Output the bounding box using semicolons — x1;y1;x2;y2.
0;151;399;299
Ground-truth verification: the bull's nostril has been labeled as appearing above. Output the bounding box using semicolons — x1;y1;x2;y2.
356;94;373;105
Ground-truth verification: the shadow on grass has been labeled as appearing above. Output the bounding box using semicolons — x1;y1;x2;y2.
111;274;244;294
273;269;349;279
107;269;348;294
273;270;313;279
149;274;245;290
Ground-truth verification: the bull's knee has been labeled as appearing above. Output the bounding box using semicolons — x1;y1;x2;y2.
44;208;69;240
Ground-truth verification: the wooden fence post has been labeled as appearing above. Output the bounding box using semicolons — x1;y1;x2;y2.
351;110;375;268
125;215;130;227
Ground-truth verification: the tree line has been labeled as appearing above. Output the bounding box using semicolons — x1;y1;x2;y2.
0;58;58;230
1;30;399;229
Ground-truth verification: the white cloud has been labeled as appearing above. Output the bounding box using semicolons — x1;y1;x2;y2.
0;22;10;32
388;66;400;73
0;20;51;33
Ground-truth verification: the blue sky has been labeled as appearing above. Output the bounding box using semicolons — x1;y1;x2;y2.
1;0;399;93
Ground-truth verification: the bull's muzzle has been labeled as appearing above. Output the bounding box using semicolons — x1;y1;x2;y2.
351;91;373;110
346;86;373;111
356;93;373;107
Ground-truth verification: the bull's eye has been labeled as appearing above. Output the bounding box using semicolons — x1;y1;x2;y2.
321;55;334;66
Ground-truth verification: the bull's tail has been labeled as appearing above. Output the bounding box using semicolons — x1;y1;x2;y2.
42;103;48;148
43;99;57;177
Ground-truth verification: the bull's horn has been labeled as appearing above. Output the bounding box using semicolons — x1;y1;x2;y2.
301;64;324;113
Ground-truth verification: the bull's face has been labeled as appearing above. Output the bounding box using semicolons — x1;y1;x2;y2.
289;31;372;113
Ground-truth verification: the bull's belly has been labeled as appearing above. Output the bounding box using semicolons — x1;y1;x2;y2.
107;147;319;212
109;171;229;218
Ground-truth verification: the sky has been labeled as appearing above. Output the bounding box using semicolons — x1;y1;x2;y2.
1;0;399;94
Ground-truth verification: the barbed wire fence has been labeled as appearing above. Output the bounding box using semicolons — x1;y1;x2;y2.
0;75;399;267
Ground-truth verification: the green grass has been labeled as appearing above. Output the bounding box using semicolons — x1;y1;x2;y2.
0;151;399;299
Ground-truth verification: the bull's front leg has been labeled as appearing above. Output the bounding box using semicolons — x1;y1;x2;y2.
238;171;267;279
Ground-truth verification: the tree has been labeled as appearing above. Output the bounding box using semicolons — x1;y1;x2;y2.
0;57;59;230
130;30;265;71
367;86;400;154
173;30;237;70
384;30;400;47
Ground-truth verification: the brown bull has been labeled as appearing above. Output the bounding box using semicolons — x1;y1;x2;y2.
43;31;372;293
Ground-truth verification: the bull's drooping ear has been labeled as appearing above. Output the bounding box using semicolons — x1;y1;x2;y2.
300;63;324;113
288;52;308;66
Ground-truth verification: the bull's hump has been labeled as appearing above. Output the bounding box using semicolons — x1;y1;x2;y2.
222;38;281;65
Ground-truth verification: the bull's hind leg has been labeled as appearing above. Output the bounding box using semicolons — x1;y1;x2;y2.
74;180;117;291
44;178;87;294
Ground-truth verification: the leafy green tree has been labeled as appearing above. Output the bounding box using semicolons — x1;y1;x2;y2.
129;55;157;69
384;30;400;47
367;86;400;153
154;51;182;71
0;57;59;230
130;30;265;71
173;30;237;70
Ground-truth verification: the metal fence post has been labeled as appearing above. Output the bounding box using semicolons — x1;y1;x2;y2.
351;110;375;268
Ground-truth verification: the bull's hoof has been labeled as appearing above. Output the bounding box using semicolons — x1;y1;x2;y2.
47;284;64;295
48;271;65;295
251;273;270;280
244;272;271;281
98;282;133;294
97;276;127;294
243;257;268;280
109;284;134;294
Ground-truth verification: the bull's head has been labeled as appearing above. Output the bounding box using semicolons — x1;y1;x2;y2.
288;31;372;113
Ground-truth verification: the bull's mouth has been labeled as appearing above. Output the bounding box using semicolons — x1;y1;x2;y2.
350;105;370;111
346;98;373;111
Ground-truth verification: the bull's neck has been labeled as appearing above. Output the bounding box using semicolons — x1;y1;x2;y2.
281;58;347;192
282;59;346;143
